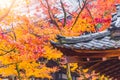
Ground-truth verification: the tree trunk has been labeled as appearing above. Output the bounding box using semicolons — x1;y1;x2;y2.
66;63;72;80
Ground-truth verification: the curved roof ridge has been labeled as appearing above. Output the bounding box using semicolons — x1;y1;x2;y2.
56;30;110;44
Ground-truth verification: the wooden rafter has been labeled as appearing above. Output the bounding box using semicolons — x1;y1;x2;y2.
100;62;120;74
106;66;120;76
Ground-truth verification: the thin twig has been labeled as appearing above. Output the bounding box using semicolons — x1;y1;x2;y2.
85;6;94;20
78;0;82;8
85;5;97;31
71;0;87;30
0;48;15;56
30;32;42;38
60;0;67;27
45;0;61;31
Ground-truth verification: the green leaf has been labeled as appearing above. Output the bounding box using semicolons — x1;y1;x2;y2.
96;23;102;28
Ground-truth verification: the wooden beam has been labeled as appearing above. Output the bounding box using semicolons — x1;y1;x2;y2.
66;56;80;63
59;48;120;58
71;52;120;58
66;56;102;63
66;56;119;64
74;48;120;54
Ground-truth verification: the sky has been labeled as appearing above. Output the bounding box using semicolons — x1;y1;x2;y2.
16;0;79;18
0;0;82;29
0;0;80;17
0;0;80;24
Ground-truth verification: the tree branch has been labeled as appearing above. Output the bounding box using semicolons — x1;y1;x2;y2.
0;0;16;22
70;0;87;30
45;0;61;31
60;0;67;27
0;48;15;56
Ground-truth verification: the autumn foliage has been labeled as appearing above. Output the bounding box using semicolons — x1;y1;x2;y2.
0;0;120;79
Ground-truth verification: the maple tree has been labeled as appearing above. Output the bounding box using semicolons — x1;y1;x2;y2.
0;0;119;80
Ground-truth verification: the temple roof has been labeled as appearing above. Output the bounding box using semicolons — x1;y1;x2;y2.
51;33;119;50
50;4;120;79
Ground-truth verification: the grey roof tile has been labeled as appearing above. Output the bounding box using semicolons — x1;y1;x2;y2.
111;15;117;21
63;44;71;49
82;43;93;49
116;6;120;10
89;40;104;49
73;44;83;49
111;12;117;17
115;17;120;27
75;43;83;46
110;21;116;26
